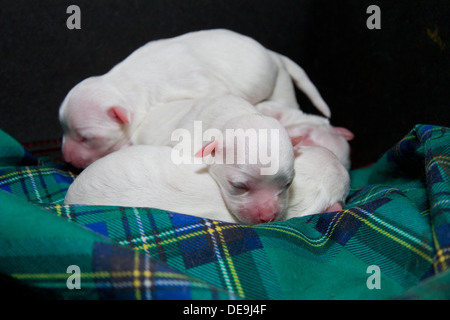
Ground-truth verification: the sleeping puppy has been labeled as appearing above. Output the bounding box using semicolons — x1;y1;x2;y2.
64;145;350;224
59;29;331;168
64;145;235;222
255;102;354;170
285;146;350;219
133;95;302;225
59;77;136;168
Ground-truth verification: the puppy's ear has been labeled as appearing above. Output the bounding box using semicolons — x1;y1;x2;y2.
107;106;131;124
195;140;219;158
290;136;303;147
290;136;303;156
333;126;354;141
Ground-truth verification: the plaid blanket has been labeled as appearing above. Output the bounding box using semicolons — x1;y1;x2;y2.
0;124;449;300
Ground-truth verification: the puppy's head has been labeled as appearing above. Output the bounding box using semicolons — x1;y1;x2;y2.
196;114;301;225
286;145;350;219
285;121;354;170
59;77;133;168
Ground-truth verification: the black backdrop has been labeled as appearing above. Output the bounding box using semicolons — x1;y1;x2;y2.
0;0;448;168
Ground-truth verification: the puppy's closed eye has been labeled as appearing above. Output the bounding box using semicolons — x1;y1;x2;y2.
275;179;293;196
76;133;101;147
284;181;293;189
228;181;250;192
79;136;93;143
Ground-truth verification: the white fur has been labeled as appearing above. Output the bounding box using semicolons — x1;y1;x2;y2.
286;146;350;218
132;95;297;225
64;145;236;222
64;145;349;224
255;102;353;170
58;29;330;168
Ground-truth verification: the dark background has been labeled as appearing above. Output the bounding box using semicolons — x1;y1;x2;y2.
0;0;448;168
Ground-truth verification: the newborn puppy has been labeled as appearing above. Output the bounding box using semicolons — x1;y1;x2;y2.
132;95;301;225
59;77;136;168
255;102;354;170
64;145;350;224
285;146;350;219
59;29;330;168
64;145;237;223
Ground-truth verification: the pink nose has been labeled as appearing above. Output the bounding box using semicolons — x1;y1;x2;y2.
257;211;277;223
62;143;72;163
62;151;71;164
62;143;90;168
253;201;279;223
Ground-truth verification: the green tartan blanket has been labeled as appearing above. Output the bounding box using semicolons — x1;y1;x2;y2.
0;124;449;300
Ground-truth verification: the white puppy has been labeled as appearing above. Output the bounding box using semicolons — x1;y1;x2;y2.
59;29;330;168
64;145;350;224
65;145;236;222
285;146;350;219
255;102;354;169
131;95;301;225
